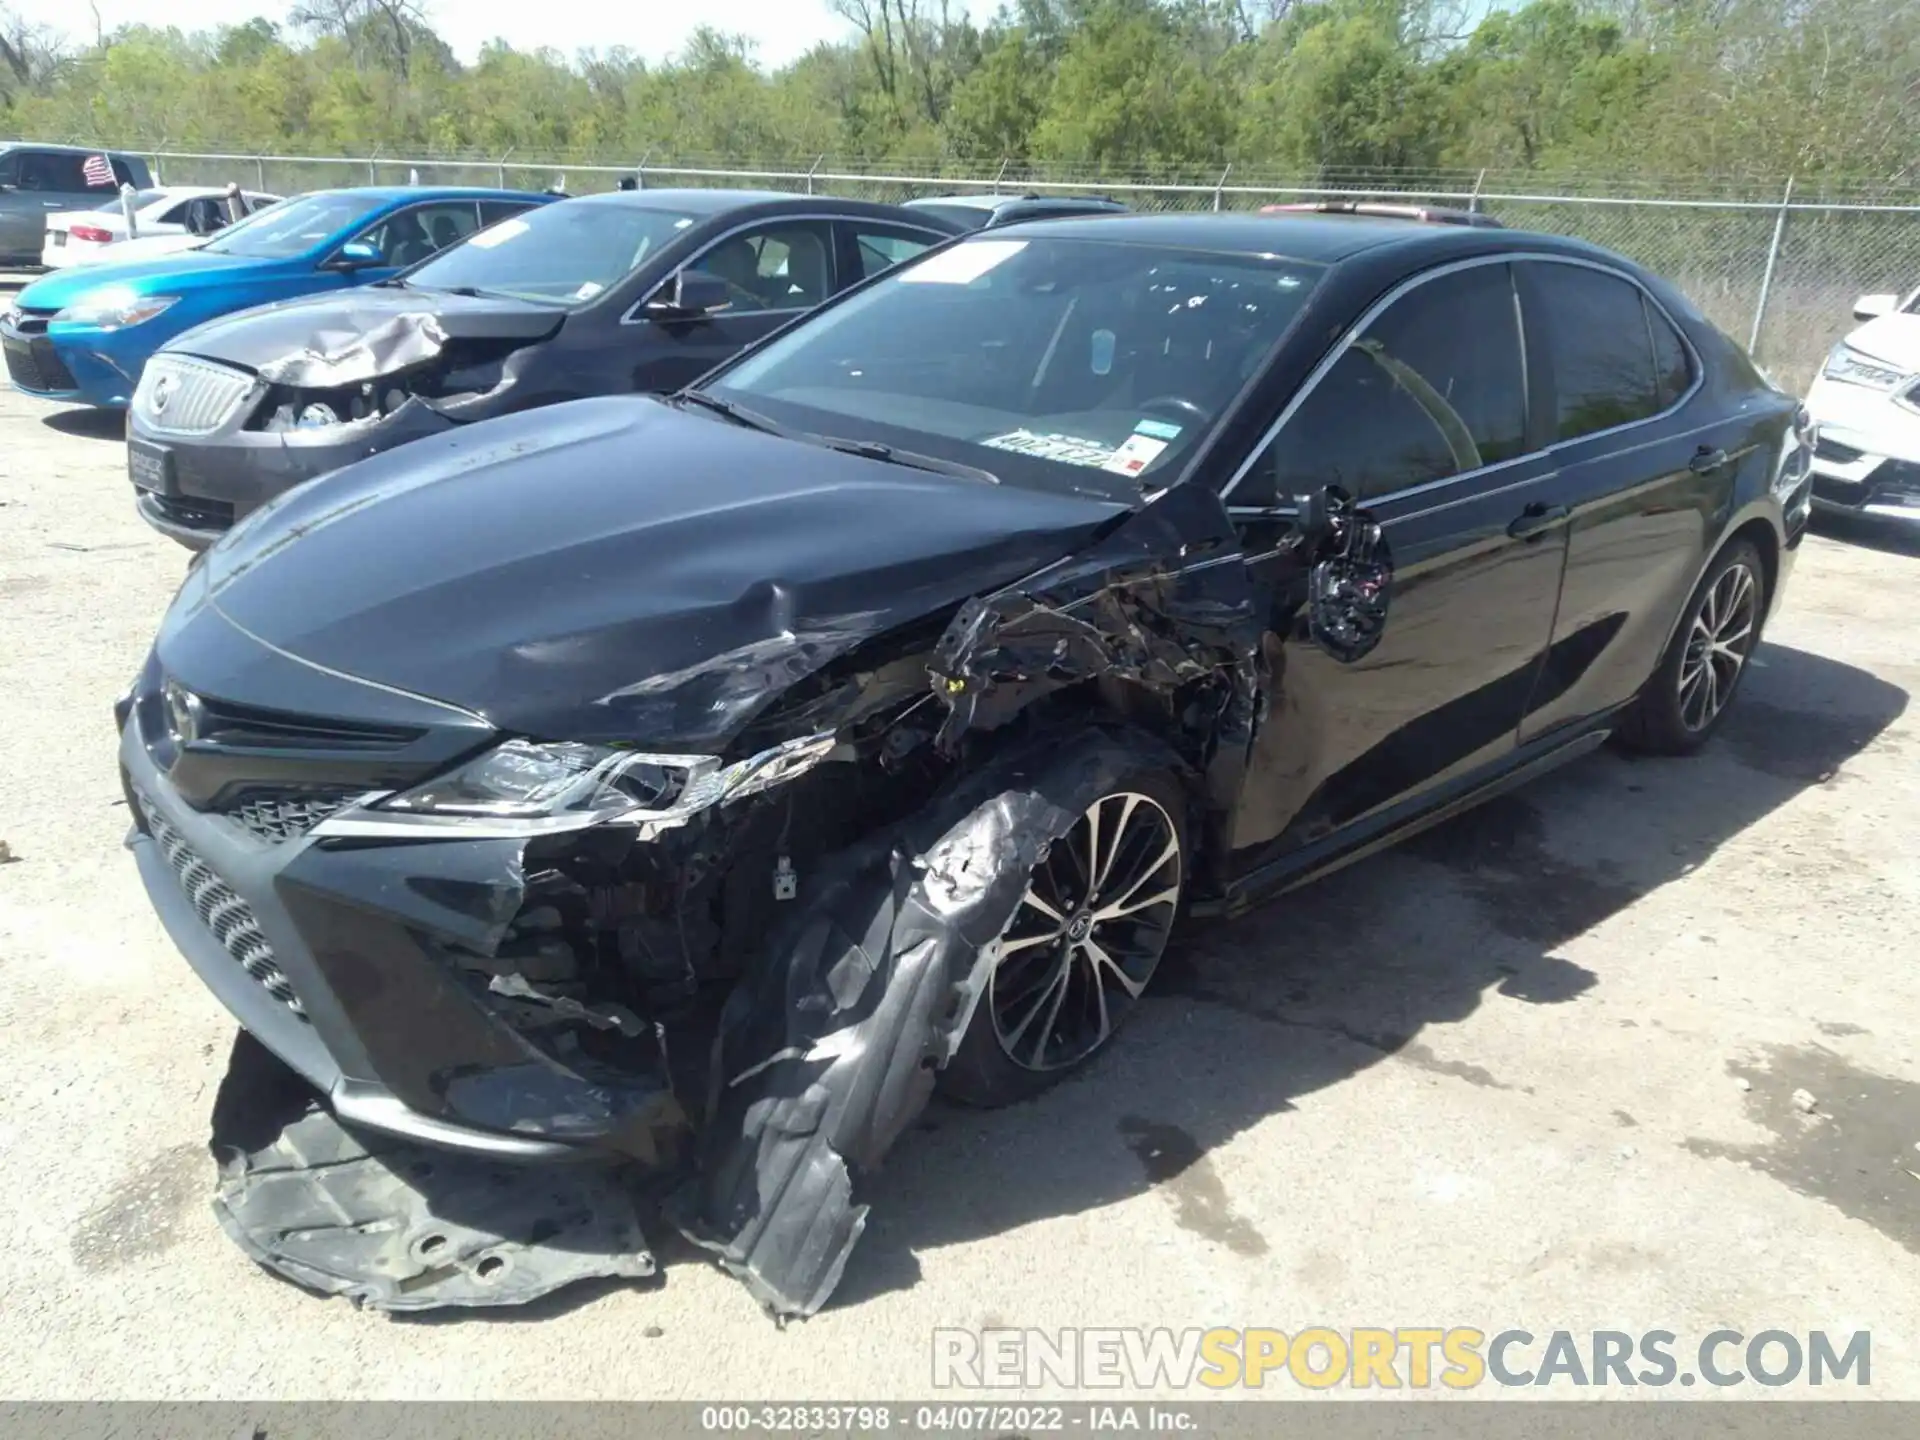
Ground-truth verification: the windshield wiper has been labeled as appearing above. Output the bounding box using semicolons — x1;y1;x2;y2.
673;389;790;436
813;436;1000;485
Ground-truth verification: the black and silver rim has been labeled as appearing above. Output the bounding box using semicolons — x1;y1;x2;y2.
1679;560;1758;732
988;792;1182;1072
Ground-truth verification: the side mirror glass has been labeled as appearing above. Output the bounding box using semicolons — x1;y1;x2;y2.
647;269;732;319
333;239;384;270
1852;292;1896;321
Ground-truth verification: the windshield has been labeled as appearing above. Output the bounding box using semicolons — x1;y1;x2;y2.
708;235;1324;496
201;192;378;259
403;201;696;305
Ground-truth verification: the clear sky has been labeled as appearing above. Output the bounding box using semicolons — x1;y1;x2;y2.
11;0;997;69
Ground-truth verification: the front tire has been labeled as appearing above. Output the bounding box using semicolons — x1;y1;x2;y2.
940;763;1187;1108
1616;539;1766;755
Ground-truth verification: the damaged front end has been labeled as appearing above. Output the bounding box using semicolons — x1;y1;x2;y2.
130;411;1274;1319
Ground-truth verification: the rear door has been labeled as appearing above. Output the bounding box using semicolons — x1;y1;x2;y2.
626;218;838;393
1224;259;1570;866
1514;259;1727;738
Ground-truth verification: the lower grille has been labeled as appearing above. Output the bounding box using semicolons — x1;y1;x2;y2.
223;788;358;843
146;492;235;531
4;336;77;393
134;788;310;1021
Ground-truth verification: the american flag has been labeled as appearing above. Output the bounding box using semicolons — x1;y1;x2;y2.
82;153;115;187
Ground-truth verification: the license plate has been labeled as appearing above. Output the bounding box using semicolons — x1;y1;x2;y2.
128;439;174;494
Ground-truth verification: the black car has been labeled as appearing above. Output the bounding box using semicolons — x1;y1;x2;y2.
124;189;965;549
119;212;1812;1320
904;191;1129;230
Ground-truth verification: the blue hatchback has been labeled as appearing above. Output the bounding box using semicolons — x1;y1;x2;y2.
1;187;553;408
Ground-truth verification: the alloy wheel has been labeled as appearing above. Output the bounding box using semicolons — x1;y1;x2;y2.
1678;560;1758;732
988;791;1182;1072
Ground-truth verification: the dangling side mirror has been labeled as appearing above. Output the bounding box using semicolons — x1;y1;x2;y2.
1296;485;1392;664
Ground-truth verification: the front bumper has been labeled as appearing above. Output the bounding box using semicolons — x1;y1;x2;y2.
1805;376;1920;522
2;317;139;406
130;399;457;549
120;699;681;1165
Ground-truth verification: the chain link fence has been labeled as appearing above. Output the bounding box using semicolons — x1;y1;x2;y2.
141;148;1920;394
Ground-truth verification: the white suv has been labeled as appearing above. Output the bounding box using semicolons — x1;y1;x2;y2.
1805;287;1920;523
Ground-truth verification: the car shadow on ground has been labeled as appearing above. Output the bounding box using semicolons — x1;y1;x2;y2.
40;406;124;441
825;639;1908;1308
1810;511;1920;558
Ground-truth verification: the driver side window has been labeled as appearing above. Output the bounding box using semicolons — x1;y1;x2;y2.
688;223;832;313
350;201;481;267
1237;263;1527;506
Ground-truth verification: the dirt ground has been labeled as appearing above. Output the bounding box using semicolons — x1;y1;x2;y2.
2;373;1918;1401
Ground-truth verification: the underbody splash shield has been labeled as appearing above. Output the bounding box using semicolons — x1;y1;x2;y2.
209;1032;655;1311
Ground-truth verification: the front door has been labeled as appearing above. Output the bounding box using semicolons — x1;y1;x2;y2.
1223;260;1570;873
628;219;838;394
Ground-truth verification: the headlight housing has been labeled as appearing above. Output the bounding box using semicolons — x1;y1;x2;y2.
1821;343;1905;392
53;288;179;331
316;733;840;839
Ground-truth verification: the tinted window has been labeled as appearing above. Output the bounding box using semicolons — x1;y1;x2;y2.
907;202;990;232
16;151;87;191
1532;263;1663;440
1255;347;1458;504
712;236;1323;497
853;226;937;280
690;223;832;311
1239;265;1527;505
1645;296;1692;408
408;201;695;306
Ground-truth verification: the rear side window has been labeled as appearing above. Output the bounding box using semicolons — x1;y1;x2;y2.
1530;262;1666;440
1645;296;1692;408
852;226;938;281
480;200;536;226
1246;262;1527;504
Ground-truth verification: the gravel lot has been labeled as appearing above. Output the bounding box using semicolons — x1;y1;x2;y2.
2;371;1918;1401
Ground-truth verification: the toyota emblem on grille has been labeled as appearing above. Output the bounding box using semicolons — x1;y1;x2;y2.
150;374;174;414
163;679;204;747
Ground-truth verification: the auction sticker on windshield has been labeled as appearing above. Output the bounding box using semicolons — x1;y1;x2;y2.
979;428;1115;467
1101;432;1169;477
900;239;1027;285
468;218;530;249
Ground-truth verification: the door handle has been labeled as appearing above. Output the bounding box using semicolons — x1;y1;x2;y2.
1690;446;1730;475
1507;501;1569;540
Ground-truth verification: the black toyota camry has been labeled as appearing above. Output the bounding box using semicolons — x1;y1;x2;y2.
119;212;1813;1319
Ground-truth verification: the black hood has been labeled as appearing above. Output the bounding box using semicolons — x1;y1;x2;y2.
166;284;565;378
177;397;1127;749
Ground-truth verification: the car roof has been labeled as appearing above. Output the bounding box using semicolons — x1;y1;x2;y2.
0;141;145;157
987;210;1586;265
298;185;555;203
567;187;945;220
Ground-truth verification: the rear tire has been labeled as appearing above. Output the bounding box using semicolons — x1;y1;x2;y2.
1615;539;1766;755
939;761;1187;1109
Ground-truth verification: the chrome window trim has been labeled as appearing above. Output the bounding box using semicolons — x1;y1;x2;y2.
618;213;948;327
1219;251;1707;507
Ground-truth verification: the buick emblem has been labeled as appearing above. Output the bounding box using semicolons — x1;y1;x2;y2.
163;679;204;747
150;374;174;414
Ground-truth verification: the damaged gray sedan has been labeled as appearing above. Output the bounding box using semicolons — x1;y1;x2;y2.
118;211;1810;1319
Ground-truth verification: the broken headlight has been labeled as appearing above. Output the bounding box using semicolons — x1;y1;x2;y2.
324;733;841;838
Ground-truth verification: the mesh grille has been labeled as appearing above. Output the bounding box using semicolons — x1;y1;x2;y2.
224;789;357;843
3;336;77;393
134;355;256;435
134;789;309;1022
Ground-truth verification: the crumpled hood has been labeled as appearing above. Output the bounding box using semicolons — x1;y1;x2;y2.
188;396;1127;749
1843;314;1920;372
166;285;566;383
